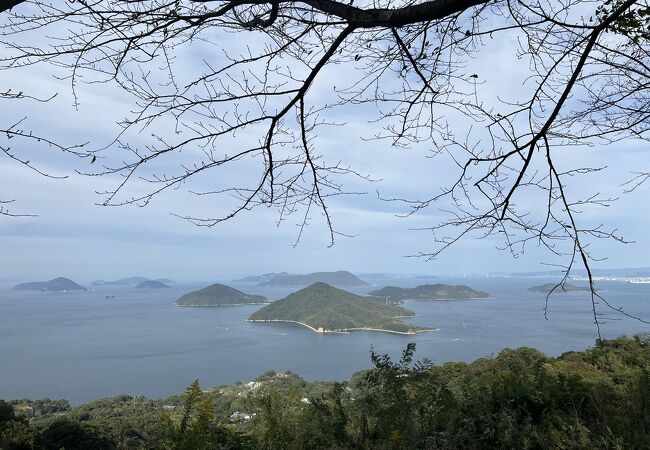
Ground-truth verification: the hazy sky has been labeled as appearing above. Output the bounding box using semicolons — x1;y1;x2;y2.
1;6;649;282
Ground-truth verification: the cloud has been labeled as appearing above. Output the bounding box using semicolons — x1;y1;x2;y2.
1;9;649;281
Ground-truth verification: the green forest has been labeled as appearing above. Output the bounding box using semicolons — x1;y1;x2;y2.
2;335;650;450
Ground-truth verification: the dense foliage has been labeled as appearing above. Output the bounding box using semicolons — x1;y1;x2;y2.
2;335;650;449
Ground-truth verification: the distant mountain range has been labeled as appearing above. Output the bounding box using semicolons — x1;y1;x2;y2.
135;280;169;289
368;284;489;301
176;283;268;307
92;277;173;286
527;283;592;293
13;277;87;292
248;282;434;334
257;271;368;287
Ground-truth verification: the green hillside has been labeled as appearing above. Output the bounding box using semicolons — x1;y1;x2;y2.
369;283;489;301
248;282;433;334
176;283;267;306
3;336;650;450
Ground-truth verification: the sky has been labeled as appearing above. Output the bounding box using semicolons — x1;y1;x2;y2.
1;4;650;283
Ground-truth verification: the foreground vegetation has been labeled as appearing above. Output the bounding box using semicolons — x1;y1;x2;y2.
2;335;650;449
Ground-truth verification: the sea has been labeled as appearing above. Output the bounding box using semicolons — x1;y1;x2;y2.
1;276;649;405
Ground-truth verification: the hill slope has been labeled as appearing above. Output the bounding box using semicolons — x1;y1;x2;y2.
176;283;267;306
248;282;433;334
368;284;489;301
13;277;87;292
258;271;368;287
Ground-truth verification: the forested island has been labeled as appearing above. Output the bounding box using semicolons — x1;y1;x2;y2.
257;271;368;287
135;281;169;289
176;284;267;307
368;283;489;301
1;336;649;450
248;282;433;334
528;283;593;293
12;277;87;292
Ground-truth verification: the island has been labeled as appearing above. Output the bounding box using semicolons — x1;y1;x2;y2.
234;272;289;283
248;282;435;334
368;284;489;302
257;271;368;287
135;280;169;289
176;283;268;306
13;277;87;292
527;283;593;293
92;277;150;286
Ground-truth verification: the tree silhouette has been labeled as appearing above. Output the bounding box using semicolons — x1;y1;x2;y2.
2;0;650;331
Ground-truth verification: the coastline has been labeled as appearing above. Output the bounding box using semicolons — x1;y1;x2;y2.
247;319;438;335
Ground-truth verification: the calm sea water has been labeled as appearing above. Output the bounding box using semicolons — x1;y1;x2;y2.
1;277;648;405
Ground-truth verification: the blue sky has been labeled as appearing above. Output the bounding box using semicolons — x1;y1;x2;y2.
1;9;649;282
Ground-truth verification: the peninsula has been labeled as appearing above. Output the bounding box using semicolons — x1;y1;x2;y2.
248;282;434;334
258;271;368;287
13;277;87;292
135;280;169;289
528;283;593;293
176;283;268;307
368;284;489;302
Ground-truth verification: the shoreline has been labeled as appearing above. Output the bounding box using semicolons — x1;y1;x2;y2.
247;319;438;335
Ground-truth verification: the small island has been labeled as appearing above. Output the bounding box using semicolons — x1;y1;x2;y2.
528;283;593;293
135;280;169;289
92;277;175;286
234;272;289;283
368;284;489;302
92;277;150;286
258;271;368;287
176;283;268;307
248;282;435;334
13;277;87;292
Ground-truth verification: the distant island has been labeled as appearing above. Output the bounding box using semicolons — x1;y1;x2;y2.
135;280;169;289
92;277;173;286
176;283;268;307
248;282;435;334
234;272;289;283
258;271;368;287
368;284;489;302
13;277;87;292
528;283;593;293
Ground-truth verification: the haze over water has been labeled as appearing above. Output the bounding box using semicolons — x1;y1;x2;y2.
1;276;648;405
